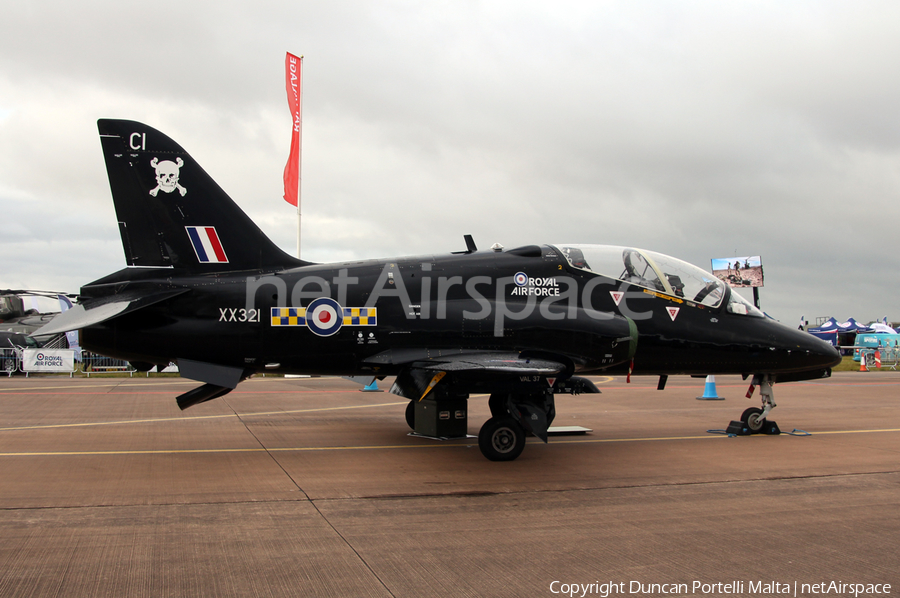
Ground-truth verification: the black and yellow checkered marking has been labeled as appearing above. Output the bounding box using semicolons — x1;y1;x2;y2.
342;307;377;326
270;307;307;327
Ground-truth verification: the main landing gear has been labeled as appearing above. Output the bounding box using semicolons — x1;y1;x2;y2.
735;374;781;435
403;393;543;461
478;417;526;461
402;376;598;461
478;391;556;461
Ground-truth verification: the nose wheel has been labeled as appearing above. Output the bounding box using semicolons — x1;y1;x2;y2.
741;407;767;433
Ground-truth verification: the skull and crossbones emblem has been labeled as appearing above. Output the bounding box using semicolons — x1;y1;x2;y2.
149;157;188;197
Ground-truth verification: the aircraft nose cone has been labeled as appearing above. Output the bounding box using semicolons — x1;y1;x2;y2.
797;329;842;369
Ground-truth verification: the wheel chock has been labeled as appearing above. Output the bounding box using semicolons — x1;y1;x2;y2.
725;420;751;436
723;419;781;436
760;420;781;435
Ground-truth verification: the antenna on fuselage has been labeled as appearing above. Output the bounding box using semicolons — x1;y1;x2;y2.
453;235;479;255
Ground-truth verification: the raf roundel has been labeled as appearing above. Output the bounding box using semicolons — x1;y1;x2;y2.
305;297;344;336
514;272;528;286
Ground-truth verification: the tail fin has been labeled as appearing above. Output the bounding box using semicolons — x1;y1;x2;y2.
98;119;306;272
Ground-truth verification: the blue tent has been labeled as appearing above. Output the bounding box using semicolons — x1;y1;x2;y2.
837;318;872;333
809;317;838;333
808;318;839;344
808;317;872;348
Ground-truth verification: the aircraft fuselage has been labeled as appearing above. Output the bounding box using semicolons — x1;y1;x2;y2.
80;244;835;384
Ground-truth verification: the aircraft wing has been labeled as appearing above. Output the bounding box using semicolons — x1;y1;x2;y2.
385;351;569;402
410;353;565;374
364;348;566;372
36;288;189;336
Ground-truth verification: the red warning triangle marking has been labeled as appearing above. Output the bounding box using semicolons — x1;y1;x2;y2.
666;307;680;321
610;291;624;306
547;377;556;387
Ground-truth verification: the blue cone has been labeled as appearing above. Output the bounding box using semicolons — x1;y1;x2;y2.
696;375;724;400
360;380;382;392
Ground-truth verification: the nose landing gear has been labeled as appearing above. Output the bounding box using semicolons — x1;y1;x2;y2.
735;374;781;435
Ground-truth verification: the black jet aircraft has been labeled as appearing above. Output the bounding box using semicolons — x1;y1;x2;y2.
39;119;841;461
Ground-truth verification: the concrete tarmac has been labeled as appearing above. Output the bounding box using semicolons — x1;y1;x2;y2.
0;372;897;597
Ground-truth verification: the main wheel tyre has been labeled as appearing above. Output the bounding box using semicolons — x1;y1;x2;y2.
741;407;766;433
405;401;415;430
478;417;526;461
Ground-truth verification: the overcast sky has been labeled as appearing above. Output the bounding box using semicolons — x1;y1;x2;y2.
2;1;898;324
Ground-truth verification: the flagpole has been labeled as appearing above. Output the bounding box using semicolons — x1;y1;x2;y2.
283;51;304;260
296;55;303;260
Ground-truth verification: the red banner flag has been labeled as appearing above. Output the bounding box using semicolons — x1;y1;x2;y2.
283;52;302;206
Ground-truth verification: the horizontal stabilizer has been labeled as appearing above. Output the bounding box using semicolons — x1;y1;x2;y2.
176;359;253;409
36;288;189;336
176;384;234;410
178;358;247;388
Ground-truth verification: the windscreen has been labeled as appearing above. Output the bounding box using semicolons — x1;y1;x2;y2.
553;244;727;309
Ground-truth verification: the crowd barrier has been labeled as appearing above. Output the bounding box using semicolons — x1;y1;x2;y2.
1;348;18;377
82;352;137;376
0;349;139;377
859;347;899;371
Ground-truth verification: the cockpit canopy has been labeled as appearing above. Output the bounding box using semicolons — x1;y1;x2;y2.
551;244;762;316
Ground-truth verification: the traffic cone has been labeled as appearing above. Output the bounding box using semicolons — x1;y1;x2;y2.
696;375;724;400
860;352;868;372
360;379;383;392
